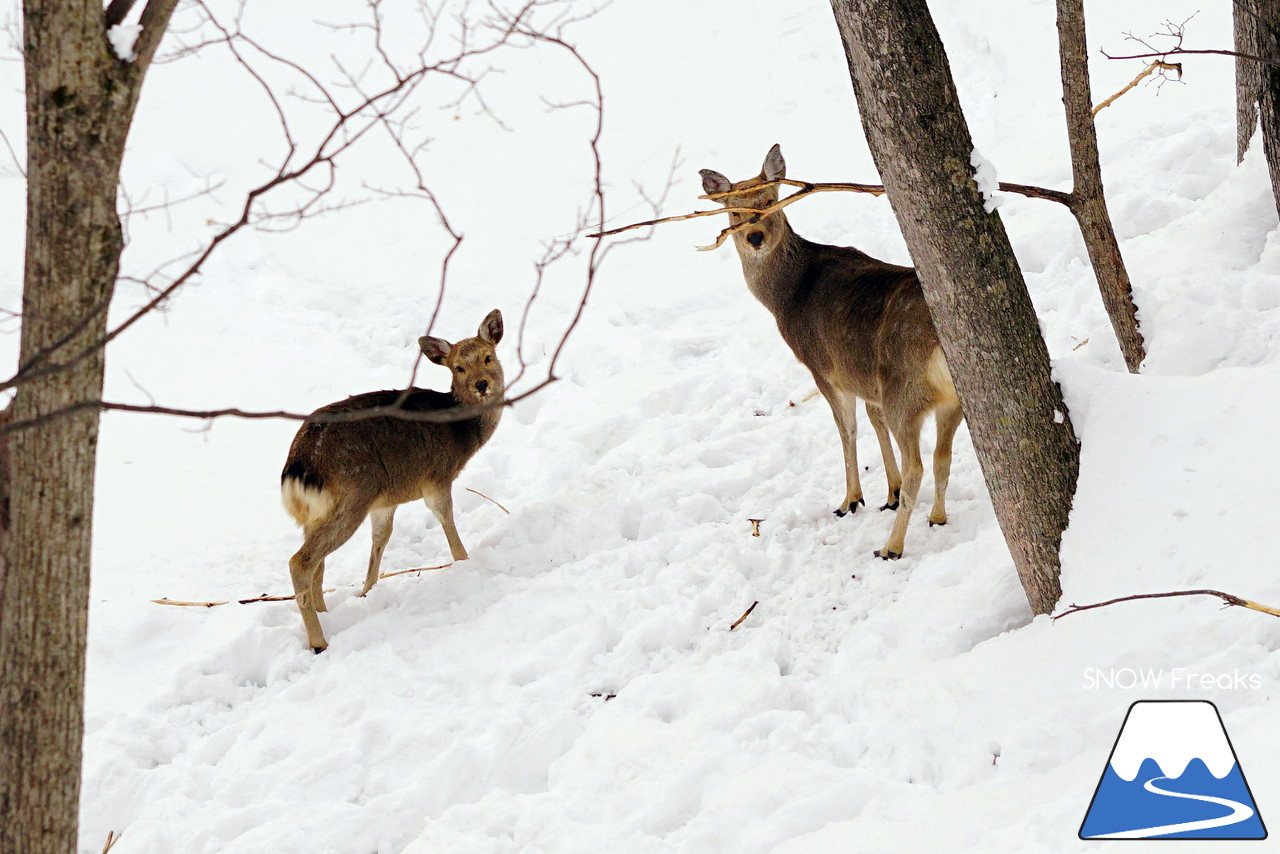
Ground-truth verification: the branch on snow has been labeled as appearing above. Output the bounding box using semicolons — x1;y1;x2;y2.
1053;588;1280;620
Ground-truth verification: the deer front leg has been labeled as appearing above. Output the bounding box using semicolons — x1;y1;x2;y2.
821;386;865;516
360;506;396;597
424;486;469;562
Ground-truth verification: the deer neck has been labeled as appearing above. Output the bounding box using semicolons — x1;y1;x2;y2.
732;213;807;314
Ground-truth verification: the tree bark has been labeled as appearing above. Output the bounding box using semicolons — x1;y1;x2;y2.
829;0;1080;615
1236;0;1280;219
1056;0;1145;374
1256;2;1280;219
0;1;175;850
1237;0;1263;162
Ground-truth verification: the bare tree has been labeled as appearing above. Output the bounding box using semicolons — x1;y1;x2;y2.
1056;0;1145;373
829;0;1080;614
0;2;625;850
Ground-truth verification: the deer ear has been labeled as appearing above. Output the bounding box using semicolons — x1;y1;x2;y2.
762;144;785;181
419;335;452;365
478;309;503;345
700;169;731;195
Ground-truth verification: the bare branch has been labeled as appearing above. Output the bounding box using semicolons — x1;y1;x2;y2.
1053;588;1280;620
1092;60;1184;116
152;561;453;608
590;177;1072;248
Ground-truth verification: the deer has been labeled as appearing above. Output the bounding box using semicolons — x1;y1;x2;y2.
700;144;963;561
280;309;505;652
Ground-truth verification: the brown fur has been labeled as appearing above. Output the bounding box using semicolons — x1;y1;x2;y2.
280;309;505;651
701;145;963;559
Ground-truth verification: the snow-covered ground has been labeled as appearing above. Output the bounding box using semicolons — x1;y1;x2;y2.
2;0;1279;851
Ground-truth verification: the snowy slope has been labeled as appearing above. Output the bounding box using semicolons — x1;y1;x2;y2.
2;0;1279;851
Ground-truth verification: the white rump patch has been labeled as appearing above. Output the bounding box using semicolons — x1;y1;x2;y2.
281;478;334;527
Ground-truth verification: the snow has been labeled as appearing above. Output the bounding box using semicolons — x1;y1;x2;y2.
1108;701;1237;781
108;24;142;63
1;0;1278;851
970;146;1006;213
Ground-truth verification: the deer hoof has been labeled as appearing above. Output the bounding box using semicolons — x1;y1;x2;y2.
879;501;899;512
834;498;865;517
311;645;327;655
874;548;902;561
928;519;947;528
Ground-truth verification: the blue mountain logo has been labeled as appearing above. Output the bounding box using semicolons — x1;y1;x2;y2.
1080;700;1266;840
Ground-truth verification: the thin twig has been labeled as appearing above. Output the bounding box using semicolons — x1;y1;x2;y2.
730;600;759;631
102;830;123;854
1053;588;1280;620
465;487;510;514
153;562;453;608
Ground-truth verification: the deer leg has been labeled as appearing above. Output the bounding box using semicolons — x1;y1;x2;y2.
360;506;396;597
288;502;369;652
930;403;964;527
865;402;902;511
876;413;926;560
310;559;327;612
820;385;864;516
424;486;468;562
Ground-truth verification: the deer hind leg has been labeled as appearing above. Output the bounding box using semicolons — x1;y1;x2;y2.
288;501;370;652
424;486;468;562
930;402;964;527
865;402;902;511
360;506;396;597
876;412;926;560
820;385;864;516
310;559;327;612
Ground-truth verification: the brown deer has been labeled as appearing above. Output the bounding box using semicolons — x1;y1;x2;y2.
700;145;963;560
281;309;504;651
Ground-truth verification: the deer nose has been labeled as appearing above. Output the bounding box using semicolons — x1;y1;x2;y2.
475;380;489;394
747;231;764;248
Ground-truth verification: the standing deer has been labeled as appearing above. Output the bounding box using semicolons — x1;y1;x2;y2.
700;145;963;560
281;309;504;651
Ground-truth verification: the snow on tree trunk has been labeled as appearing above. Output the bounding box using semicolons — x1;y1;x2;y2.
828;0;1080;615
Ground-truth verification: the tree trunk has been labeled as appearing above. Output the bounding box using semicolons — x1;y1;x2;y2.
829;0;1080;615
0;2;175;850
1256;2;1280;219
1237;0;1263;163
1056;0;1145;374
1237;0;1280;219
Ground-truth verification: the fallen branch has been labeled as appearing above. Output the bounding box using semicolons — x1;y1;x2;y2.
1092;60;1183;116
1053;588;1280;620
465;487;510;515
152;562;452;608
730;600;759;630
747;519;763;537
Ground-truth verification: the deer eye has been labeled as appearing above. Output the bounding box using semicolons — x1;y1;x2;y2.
485;355;491;364
455;366;465;373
